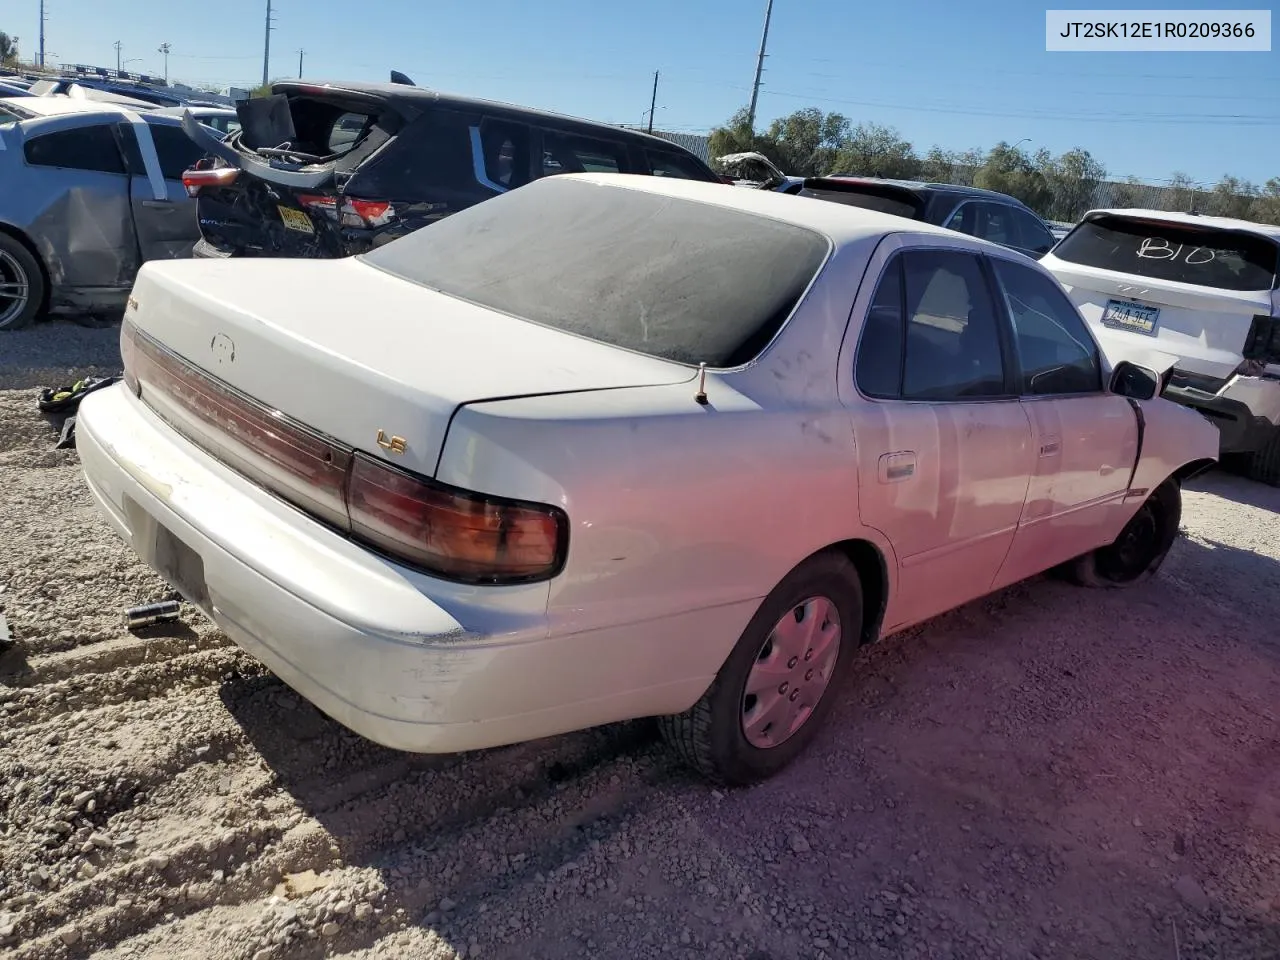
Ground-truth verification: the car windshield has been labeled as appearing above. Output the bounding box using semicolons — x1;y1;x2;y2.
361;177;831;367
1053;214;1279;291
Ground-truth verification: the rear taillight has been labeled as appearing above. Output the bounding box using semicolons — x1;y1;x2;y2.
296;195;396;229
181;166;239;198
123;320;351;527
349;455;566;582
121;321;567;585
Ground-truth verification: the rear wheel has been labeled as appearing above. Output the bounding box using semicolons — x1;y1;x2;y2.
1066;480;1181;588
1247;427;1280;486
659;553;862;785
0;233;44;331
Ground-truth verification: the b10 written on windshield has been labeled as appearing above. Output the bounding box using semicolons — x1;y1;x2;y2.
1136;237;1234;265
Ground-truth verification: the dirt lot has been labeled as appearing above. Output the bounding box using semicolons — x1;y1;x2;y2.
2;321;1280;960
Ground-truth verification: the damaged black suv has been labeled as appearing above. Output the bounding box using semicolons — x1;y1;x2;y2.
181;74;722;259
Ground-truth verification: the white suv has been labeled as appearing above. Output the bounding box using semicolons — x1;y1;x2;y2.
1042;209;1280;484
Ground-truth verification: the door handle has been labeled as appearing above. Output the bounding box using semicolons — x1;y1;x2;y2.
878;451;916;483
1039;438;1061;458
141;200;174;209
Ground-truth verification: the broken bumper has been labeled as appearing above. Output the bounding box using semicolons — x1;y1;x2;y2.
75;384;698;753
1164;376;1280;455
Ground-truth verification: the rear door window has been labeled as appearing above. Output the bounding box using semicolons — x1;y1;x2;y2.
476;119;532;190
646;150;712;180
900;249;1007;400
24;123;125;174
146;123;210;180
1052;215;1279;291
542;130;630;175
1011;207;1056;255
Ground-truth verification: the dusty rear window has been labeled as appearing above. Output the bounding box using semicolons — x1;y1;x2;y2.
797;184;921;220
361;177;831;367
1053;215;1278;291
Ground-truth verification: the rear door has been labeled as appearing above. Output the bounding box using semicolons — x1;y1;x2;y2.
846;239;1035;631
986;255;1139;587
121;118;205;261
19;118;140;291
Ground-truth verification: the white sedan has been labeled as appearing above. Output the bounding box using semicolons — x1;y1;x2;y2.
76;175;1219;784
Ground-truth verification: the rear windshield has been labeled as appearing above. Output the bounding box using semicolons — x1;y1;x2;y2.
1053;215;1278;291
361;177;831;367
795;181;923;221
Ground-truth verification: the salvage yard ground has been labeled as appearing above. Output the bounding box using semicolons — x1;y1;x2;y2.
2;322;1280;960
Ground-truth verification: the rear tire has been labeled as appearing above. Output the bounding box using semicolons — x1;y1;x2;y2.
659;553;862;786
1066;480;1181;588
1247;428;1280;487
0;233;45;331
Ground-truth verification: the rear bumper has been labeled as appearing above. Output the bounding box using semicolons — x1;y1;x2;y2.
75;384;714;753
1163;383;1279;454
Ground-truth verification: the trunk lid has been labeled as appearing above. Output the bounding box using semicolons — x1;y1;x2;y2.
183;85;413;257
126;257;696;476
1047;258;1275;380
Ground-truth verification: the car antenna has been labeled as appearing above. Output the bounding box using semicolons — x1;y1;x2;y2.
695;362;709;405
389;70;416;86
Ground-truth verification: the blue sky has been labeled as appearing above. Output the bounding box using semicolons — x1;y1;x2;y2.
12;0;1278;186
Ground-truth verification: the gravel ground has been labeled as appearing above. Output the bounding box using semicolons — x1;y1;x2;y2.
3;319;1280;960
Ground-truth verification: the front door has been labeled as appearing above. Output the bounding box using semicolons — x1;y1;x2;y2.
985;255;1140;587
845;240;1035;631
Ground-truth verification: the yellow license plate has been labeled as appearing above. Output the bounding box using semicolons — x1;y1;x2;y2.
278;206;315;234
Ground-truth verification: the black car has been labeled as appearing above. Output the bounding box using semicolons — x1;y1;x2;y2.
181;75;723;259
781;177;1059;259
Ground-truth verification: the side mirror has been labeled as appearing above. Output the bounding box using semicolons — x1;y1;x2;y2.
1109;360;1161;401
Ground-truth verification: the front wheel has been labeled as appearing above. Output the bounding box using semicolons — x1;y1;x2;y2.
659;553;862;785
1066;480;1182;588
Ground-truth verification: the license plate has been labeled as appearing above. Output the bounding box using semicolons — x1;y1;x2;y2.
277;205;315;234
1101;298;1160;336
154;523;210;610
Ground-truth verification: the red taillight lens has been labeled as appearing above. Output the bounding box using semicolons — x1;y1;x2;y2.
295;195;395;229
121;321;567;585
122;321;351;528
181;166;239;198
296;193;338;220
348;454;566;583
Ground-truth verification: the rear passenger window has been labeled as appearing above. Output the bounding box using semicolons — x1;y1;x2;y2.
854;257;905;398
1012;208;1056;255
542;131;628;175
901;250;1007;400
646;151;709;180
476;120;532;190
147;124;209;180
991;258;1102;395
24;124;125;175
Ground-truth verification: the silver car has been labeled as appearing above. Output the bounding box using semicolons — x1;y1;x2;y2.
0;97;208;329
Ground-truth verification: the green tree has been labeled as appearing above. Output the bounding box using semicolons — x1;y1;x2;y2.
832;123;918;179
1250;178;1280;226
1162;172;1205;213
0;32;18;65
1204;175;1258;219
1037;147;1106;221
973;141;1051;213
709;107;852;177
1108;176;1146;209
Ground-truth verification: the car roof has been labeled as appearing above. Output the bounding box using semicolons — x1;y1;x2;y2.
823;176;1038;207
270;80;704;153
562;173;983;247
154;105;236;117
0;96;128;117
1079;207;1280;242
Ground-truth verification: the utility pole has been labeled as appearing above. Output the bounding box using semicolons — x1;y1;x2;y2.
114;40;122;74
746;0;775;134
158;42;171;84
38;0;46;69
297;48;304;79
646;70;659;134
261;0;275;87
